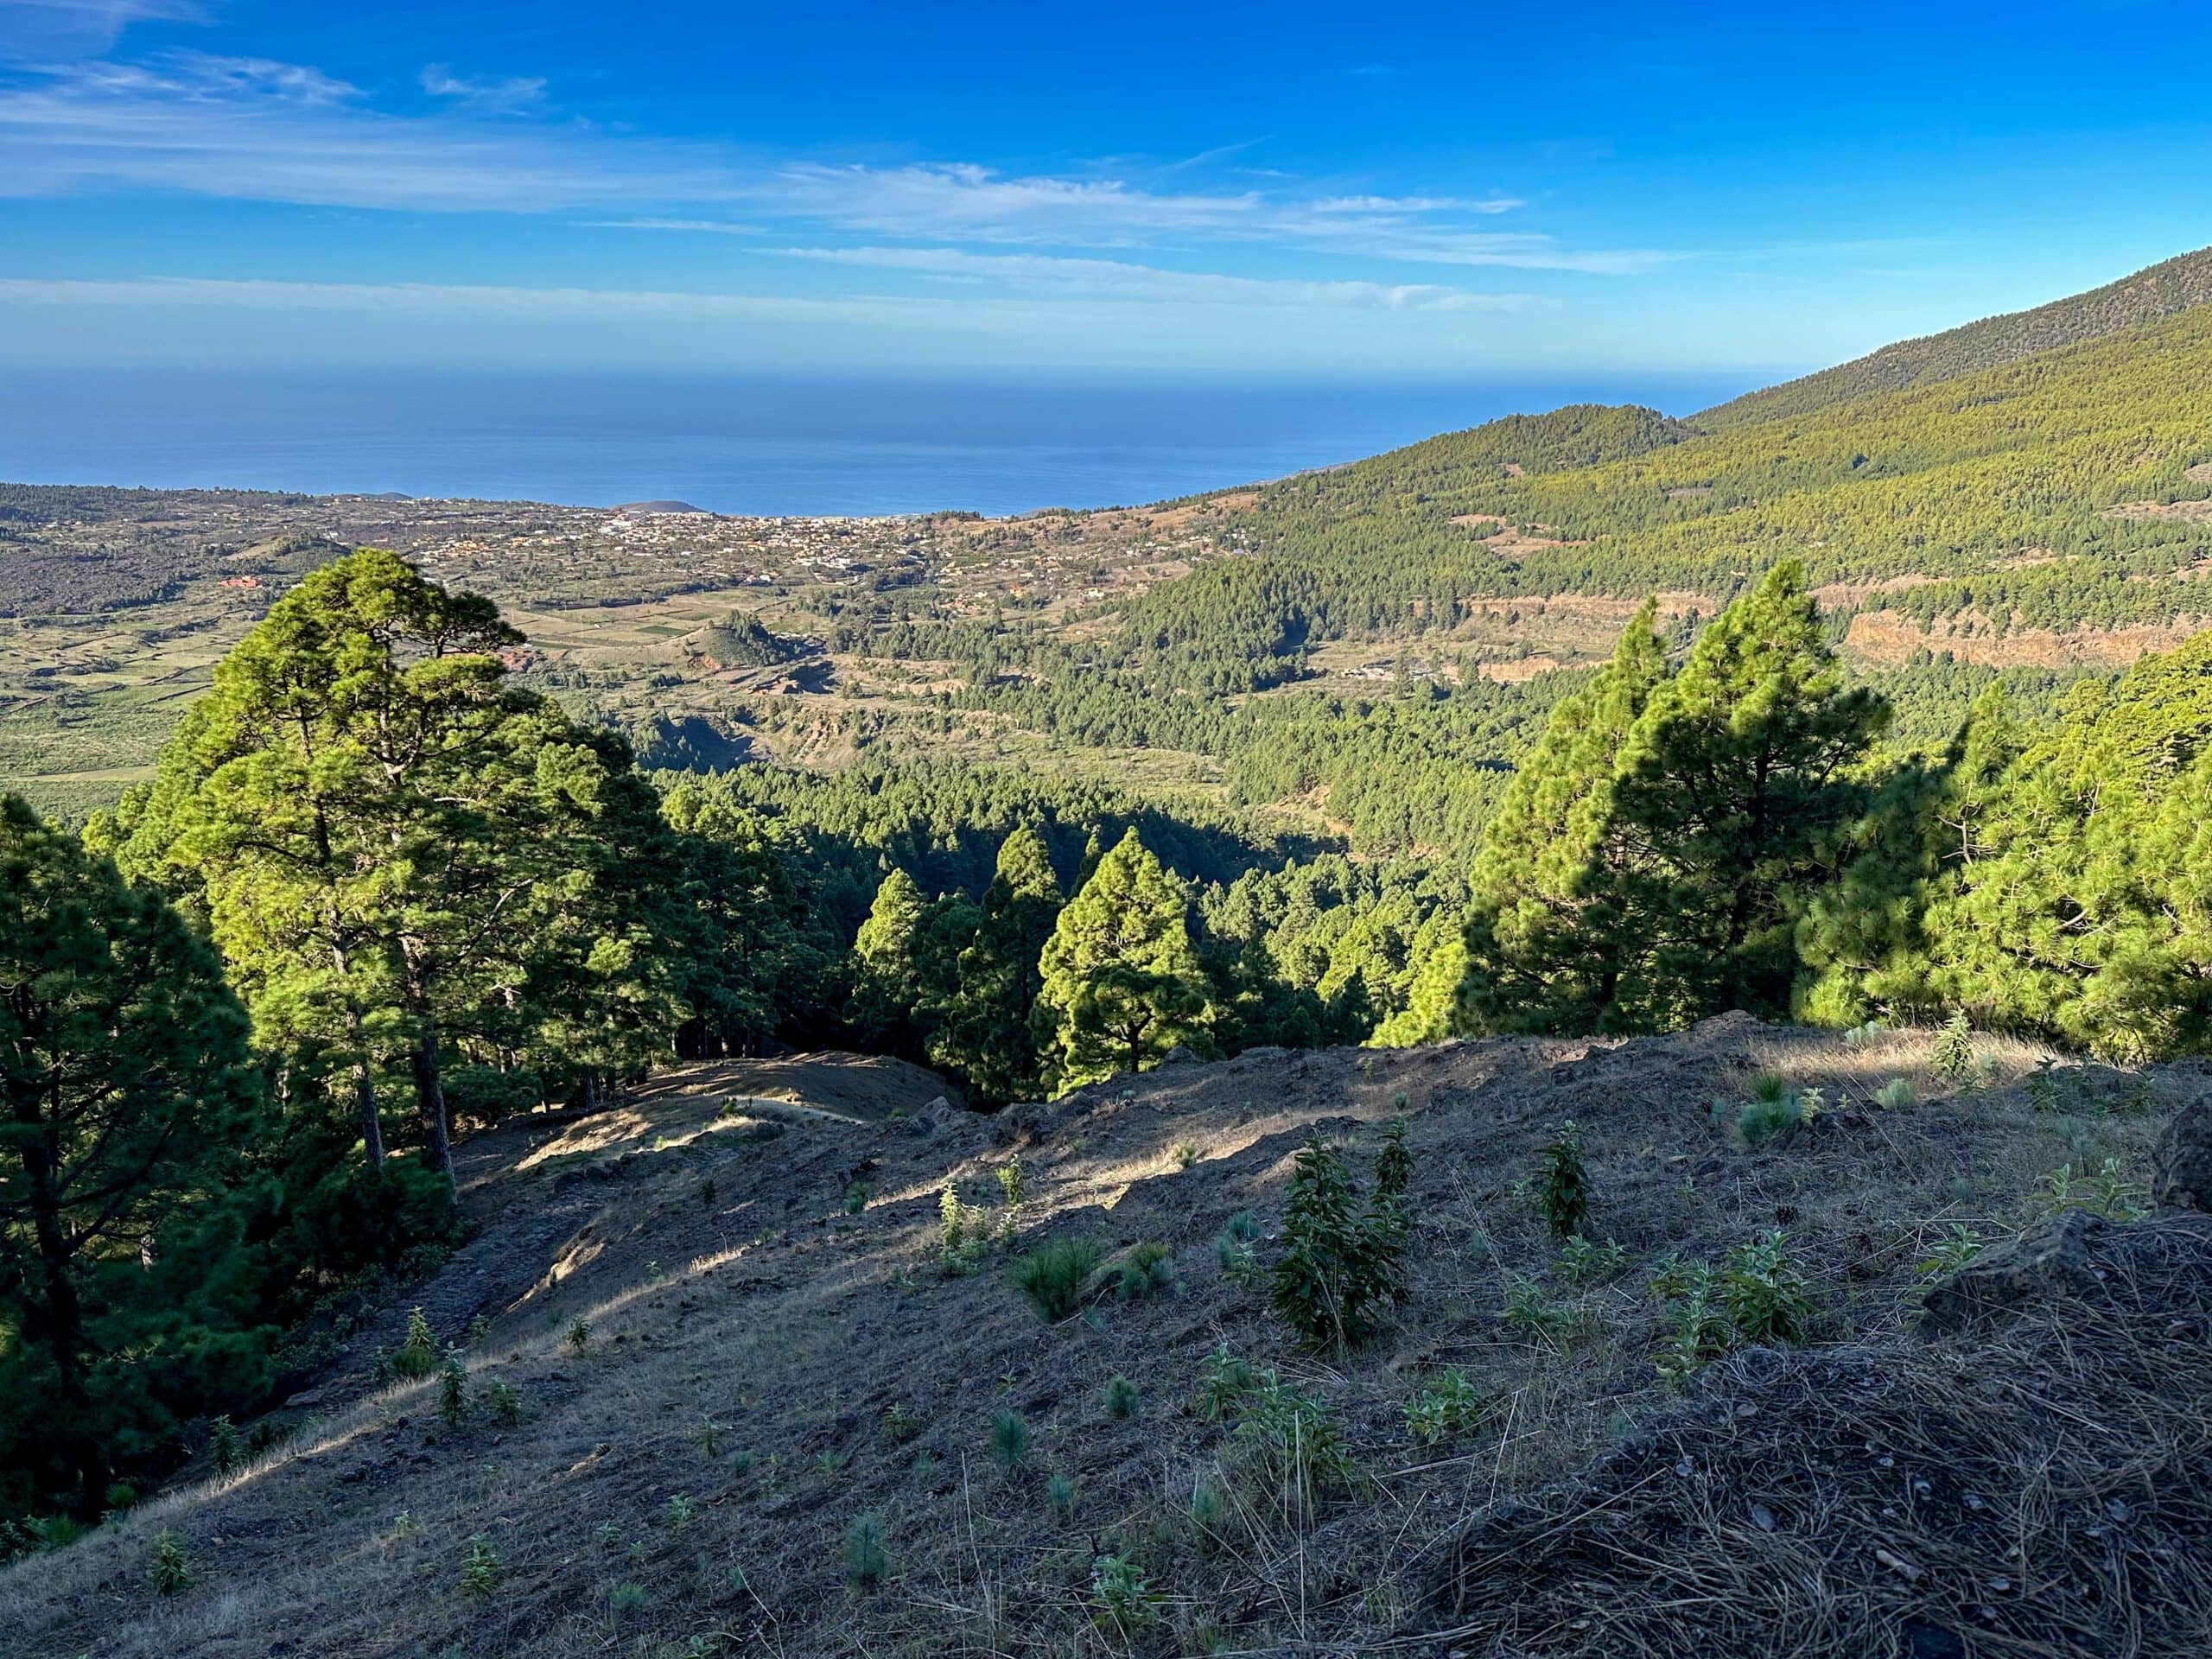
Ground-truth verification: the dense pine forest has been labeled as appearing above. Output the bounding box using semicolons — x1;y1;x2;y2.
10;247;2212;1563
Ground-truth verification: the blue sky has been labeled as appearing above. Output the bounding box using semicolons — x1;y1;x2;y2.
2;0;2210;374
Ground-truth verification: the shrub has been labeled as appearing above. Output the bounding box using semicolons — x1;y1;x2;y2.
2044;1157;2148;1221
989;1409;1028;1475
207;1414;242;1478
436;1350;470;1425
1189;1481;1226;1539
1652;1266;1729;1382
1116;1241;1179;1301
1874;1077;1916;1110
1089;1554;1162;1637
442;1063;541;1132
565;1316;592;1353
394;1307;441;1380
1268;1137;1407;1349
1930;1012;1976;1083
149;1530;192;1596
474;1376;520;1427
1534;1122;1591;1241
1375;1116;1414;1201
1213;1211;1262;1285
1913;1224;1984;1278
1721;1230;1816;1344
1500;1275;1578;1351
1558;1235;1629;1286
607;1582;650;1621
995;1155;1025;1212
1404;1369;1484;1446
662;1493;694;1529
458;1535;501;1602
1172;1141;1199;1170
2025;1058;2061;1113
1046;1473;1077;1523
1013;1237;1104;1322
1735;1093;1803;1149
878;1402;923;1444
1230;1374;1355;1527
844;1515;888;1591
1196;1344;1259;1421
1103;1374;1139;1419
842;1181;869;1215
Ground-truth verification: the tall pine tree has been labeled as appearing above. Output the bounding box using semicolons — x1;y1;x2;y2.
1035;829;1213;1090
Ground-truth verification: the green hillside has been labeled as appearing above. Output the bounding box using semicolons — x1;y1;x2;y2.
1698;242;2212;429
1124;296;2212;695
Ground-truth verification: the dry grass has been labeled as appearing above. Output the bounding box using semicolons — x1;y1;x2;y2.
0;1019;2182;1657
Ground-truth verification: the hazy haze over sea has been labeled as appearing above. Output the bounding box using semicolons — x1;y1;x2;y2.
0;368;1776;518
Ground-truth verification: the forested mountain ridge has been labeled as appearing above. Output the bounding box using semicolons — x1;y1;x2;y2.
1696;241;2212;428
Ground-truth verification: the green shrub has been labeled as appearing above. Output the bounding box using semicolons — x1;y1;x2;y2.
1196;1344;1259;1421
1404;1369;1484;1446
564;1316;592;1353
1734;1093;1803;1149
1500;1275;1578;1351
1172;1141;1199;1170
989;1409;1028;1475
1874;1077;1916;1110
436;1350;470;1425
995;1155;1025;1211
878;1402;923;1444
844;1515;888;1591
1558;1235;1629;1286
482;1377;520;1427
207;1414;242;1478
1103;1375;1139;1419
149;1530;192;1596
1375;1116;1413;1201
1721;1230;1816;1344
607;1582;650;1621
1913;1224;1984;1278
661;1493;694;1529
1116;1241;1179;1301
842;1181;869;1215
1213;1211;1262;1285
1534;1122;1591;1241
1930;1012;1976;1083
442;1064;541;1132
2025;1058;2061;1112
2044;1157;2148;1221
458;1535;501;1602
1188;1482;1226;1539
1013;1237;1104;1322
1089;1554;1162;1637
1230;1374;1355;1527
1046;1473;1077;1523
394;1307;441;1380
1652;1266;1729;1382
1268;1137;1408;1349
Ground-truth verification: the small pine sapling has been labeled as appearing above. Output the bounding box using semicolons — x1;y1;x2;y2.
1534;1122;1591;1241
844;1514;888;1591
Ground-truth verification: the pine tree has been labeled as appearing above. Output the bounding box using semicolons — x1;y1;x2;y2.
846;869;933;1058
936;827;1062;1103
1452;601;1667;1033
105;549;679;1185
1035;829;1213;1090
1602;562;1887;1026
0;797;265;1518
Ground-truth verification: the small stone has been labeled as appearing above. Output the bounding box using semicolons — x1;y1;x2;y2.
1750;1503;1777;1532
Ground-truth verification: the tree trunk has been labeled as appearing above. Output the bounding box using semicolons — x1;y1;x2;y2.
352;1058;385;1171
410;1020;456;1191
17;1099;107;1516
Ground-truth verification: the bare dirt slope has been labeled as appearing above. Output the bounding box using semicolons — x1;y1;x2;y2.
3;1021;2202;1658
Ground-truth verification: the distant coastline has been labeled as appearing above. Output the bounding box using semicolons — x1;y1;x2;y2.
0;365;1776;518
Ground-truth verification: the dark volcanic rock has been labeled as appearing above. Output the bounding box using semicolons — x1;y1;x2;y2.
1920;1209;2111;1335
2153;1097;2212;1211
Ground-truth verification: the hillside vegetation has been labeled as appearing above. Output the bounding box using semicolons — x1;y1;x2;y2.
2;1019;2201;1656
1699;242;2212;428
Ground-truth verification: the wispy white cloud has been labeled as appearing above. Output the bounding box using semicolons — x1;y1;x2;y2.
0;0;199;61
419;62;545;112
0;47;1674;276
772;245;1530;311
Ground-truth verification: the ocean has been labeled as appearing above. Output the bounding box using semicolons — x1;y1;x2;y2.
0;366;1776;517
